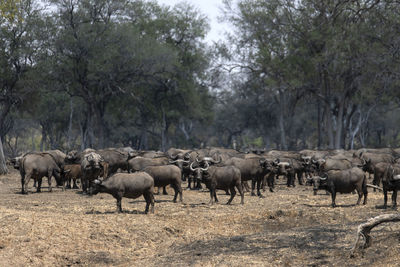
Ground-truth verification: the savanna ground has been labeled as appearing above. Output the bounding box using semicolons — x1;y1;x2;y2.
1;169;400;267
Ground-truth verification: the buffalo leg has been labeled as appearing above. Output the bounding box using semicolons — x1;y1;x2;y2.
236;182;244;204
171;183;182;203
331;191;336;208
297;171;304;185
356;189;362;205
195;179;202;190
177;183;183;202
226;186;236;205
257;178;264;198
392;190;398;209
36;178;42;193
162;186;168;195
267;173;275;192
214;190;219;203
81;178;86;193
21;173;28;194
251;179;256;196
47;171;53;192
116;196;123;213
73;178;79;189
286;175;291;187
261;175;266;192
383;188;388;209
242;181;250;192
143;191;155;214
209;189;214;205
363;183;368;205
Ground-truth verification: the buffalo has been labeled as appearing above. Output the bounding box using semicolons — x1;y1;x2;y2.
377;165;400;209
61;164;82;189
81;152;104;194
89;172;155;214
143;165;183;203
20;152;63;194
307;167;368;207
194;164;244;205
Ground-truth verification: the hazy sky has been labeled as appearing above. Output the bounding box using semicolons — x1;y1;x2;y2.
156;0;229;44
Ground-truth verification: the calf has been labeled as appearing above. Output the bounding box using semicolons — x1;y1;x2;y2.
89;172;155;214
62;164;82;189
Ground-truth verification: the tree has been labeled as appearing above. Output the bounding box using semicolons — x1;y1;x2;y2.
0;0;44;174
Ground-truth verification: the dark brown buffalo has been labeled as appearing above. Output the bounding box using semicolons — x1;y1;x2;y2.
272;159;297;187
128;156;170;194
259;158;279;192
143;165;183;203
20;153;63;194
378;164;400;209
222;157;266;197
372;162;391;189
307;167;367;207
81;152;104;194
89;172;155;214
194;164;244;205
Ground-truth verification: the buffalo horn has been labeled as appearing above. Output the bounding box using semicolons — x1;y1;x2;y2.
190;162;196;171
320;173;328;180
201;162;209;171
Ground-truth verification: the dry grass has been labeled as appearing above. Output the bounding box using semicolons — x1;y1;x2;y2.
1;169;400;266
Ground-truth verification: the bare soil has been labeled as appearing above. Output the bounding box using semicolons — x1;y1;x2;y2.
1;169;400;266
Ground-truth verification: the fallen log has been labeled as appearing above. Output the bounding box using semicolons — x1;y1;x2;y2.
350;213;400;257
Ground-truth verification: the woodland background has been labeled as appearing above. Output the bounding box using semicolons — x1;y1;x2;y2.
1;0;400;163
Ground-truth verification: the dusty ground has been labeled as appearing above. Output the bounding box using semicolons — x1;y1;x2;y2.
1;169;400;267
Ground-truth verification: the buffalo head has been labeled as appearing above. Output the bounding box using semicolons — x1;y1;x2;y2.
307;174;327;195
83;152;104;170
190;162;209;181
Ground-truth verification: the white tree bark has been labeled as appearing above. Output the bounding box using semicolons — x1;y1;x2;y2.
0;136;8;175
350;213;400;257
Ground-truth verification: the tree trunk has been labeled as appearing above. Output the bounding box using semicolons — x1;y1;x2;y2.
0;136;8;175
40;127;46;151
31;130;35;151
335;98;345;149
325;102;334;149
161;108;167;152
317;100;322;149
277;90;287;150
67;98;74;150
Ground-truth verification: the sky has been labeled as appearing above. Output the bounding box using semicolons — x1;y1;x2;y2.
156;0;229;44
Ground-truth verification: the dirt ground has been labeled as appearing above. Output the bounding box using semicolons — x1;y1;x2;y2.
1;169;400;267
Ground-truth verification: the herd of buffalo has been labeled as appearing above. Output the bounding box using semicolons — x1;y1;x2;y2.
7;146;400;213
